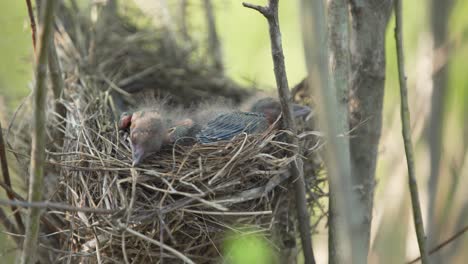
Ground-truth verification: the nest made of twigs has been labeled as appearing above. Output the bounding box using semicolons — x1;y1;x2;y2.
7;2;326;263
42;84;324;263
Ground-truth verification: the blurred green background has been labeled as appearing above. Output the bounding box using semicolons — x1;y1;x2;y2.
0;0;467;263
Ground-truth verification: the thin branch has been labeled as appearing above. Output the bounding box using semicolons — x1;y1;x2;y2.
446;203;468;258
0;122;25;233
119;224;195;264
0;181;79;239
48;27;67;151
407;224;468;264
243;1;315;263
394;1;429;263
203;0;224;73
25;0;37;55
0;199;119;215
242;3;269;17
0;207;22;247
179;0;190;41
0;181;25;201
21;0;59;263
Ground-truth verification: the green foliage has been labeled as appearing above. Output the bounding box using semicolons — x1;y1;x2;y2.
0;0;32;109
448;0;468;118
0;1;30;260
223;232;274;264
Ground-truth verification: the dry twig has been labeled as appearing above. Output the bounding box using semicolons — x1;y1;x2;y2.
407;224;468;264
243;1;315;263
203;0;224;73
25;0;37;55
0;121;24;232
119;225;196;264
0;199;119;215
48;31;66;151
0;207;22;247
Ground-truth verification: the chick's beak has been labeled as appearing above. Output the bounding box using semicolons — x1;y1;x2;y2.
119;112;132;130
131;144;145;167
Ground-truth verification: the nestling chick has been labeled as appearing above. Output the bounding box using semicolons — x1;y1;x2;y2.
167;118;197;144
195;97;312;143
249;97;312;124
119;112;133;130
129;110;172;166
120;109;196;165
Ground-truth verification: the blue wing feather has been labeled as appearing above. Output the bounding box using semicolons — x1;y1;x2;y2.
196;112;269;143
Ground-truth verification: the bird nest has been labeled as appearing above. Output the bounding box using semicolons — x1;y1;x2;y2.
8;2;326;263
43;88;324;263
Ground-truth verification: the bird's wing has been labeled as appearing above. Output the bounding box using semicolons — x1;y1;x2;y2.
196;112;269;143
